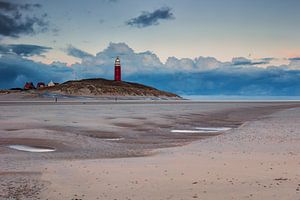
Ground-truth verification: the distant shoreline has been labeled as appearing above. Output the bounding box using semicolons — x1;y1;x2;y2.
183;95;300;101
1;100;300;106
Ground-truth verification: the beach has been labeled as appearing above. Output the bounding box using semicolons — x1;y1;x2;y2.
0;101;299;199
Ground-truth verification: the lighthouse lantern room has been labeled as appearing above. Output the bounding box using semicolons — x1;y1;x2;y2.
114;57;121;81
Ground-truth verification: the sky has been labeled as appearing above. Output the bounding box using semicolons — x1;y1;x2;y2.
0;0;300;95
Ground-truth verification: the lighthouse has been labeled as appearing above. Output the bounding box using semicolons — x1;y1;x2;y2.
114;56;121;81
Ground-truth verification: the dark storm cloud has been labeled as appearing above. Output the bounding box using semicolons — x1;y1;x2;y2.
126;7;174;28
0;1;48;38
0;44;52;57
0;1;17;11
0;54;72;89
128;68;300;96
66;45;93;59
0;1;41;11
19;3;41;10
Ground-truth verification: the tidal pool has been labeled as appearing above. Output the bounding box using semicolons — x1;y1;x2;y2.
8;145;56;153
171;127;232;133
101;138;124;141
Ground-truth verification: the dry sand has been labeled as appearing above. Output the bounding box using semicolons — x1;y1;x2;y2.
0;101;300;199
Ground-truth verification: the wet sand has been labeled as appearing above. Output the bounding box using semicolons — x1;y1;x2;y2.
0;101;300;199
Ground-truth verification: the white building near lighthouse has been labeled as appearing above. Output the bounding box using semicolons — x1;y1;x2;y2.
47;81;55;87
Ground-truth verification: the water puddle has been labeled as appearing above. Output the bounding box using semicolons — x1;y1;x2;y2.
195;127;232;132
101;138;124;141
8;145;56;153
171;127;232;133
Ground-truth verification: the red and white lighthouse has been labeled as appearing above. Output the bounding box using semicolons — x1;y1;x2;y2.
114;56;121;81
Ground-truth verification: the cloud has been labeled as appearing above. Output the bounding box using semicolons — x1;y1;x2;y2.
80;42;164;75
128;67;300;96
287;57;300;70
126;7;174;28
0;54;72;89
0;42;300;96
231;57;269;66
165;56;222;71
0;1;41;11
78;43;220;74
0;1;48;38
0;44;52;57
0;1;17;11
66;45;93;59
289;57;300;61
261;57;275;62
